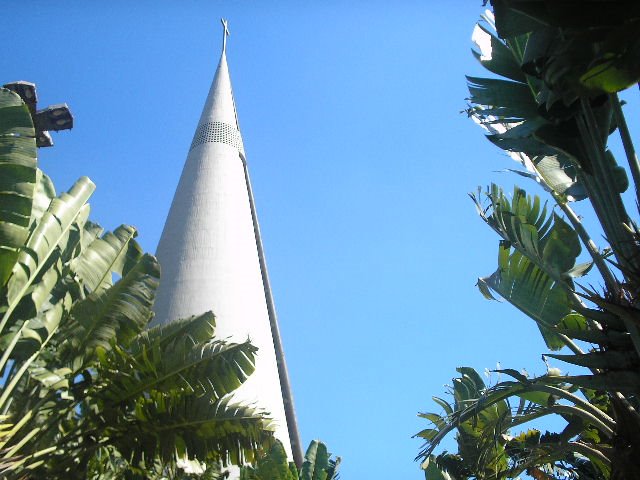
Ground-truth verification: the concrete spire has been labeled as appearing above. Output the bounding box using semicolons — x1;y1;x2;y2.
153;19;303;466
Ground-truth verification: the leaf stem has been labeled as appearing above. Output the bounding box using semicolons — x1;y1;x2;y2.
612;391;640;426
0;321;28;376
557;333;585;355
508;441;610;478
611;93;640;208
547;404;613;438
528;383;616;431
553;193;619;294
0;317;60;410
578;99;635;275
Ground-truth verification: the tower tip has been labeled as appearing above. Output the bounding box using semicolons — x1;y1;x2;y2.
221;18;230;53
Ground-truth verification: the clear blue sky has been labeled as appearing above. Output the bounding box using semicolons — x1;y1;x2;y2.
5;2;638;478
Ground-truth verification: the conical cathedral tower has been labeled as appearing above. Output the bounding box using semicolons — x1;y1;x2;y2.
153;20;303;466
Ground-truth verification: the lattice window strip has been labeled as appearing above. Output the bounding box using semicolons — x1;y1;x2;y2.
190;121;245;155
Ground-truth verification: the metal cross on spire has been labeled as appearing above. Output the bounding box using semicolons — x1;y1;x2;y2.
221;18;230;53
3;81;73;148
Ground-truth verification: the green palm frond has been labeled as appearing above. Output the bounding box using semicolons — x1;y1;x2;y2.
417;368;614;479
58;253;158;366
418;368;510;479
120;394;273;468
240;440;297;480
99;334;257;404
474;185;585;279
0;82;276;479
421;5;640;479
132;312;217;354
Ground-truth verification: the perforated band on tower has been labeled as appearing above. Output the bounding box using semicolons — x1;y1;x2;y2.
190;121;245;155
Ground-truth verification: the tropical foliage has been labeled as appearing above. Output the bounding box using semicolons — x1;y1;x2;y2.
0;85;274;479
241;439;341;480
417;2;640;479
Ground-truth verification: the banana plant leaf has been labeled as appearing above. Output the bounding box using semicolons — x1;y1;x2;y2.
475;185;552;263
300;440;340;480
470;103;589;201
471;13;526;83
0;88;37;287
417;367;615;473
71;224;143;295
113;394;272;468
100;335;257;405
467;76;539;121
131;312;216;354
2;177;95;334
422;455;456;480
467;17;606;200
240;440;297;480
493;0;640;95
546;349;639;371
3;292;70;362
490;0;547;38
563;371;640;396
478;245;571;350
28;170;55;228
417;367;511;477
60;253;159;367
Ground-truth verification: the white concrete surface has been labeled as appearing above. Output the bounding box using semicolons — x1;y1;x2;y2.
152;45;296;462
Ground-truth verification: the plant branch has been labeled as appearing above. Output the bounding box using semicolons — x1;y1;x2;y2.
526;383;616;431
553;193;619;295
557;333;585;355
